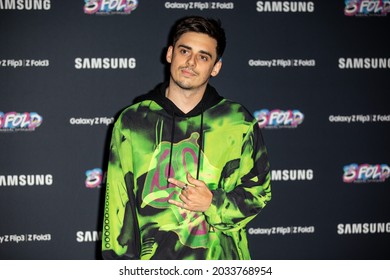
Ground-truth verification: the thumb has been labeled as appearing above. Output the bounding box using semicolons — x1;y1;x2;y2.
186;172;197;184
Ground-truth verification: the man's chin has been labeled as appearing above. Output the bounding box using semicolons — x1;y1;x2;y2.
173;80;194;90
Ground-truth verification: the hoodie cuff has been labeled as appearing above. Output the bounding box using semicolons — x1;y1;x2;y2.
203;190;223;225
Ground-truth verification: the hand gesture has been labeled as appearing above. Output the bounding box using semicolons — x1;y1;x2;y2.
168;173;213;212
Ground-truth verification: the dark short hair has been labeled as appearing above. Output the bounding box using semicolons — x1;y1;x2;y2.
171;16;226;61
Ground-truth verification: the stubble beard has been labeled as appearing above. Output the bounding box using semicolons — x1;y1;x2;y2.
171;68;208;92
171;76;194;90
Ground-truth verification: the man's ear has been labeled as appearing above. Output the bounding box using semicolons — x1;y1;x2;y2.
211;59;222;77
166;46;173;63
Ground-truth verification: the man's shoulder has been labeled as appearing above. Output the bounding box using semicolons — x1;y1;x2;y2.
214;98;255;120
119;99;161;118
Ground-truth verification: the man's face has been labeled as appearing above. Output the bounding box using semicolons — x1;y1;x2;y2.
166;32;222;91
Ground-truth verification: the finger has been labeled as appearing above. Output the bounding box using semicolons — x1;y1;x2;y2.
186;173;198;186
168;199;181;207
187;173;206;189
168;199;187;209
167;178;185;189
179;193;191;204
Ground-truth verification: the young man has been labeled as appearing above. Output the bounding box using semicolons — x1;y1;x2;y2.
102;16;271;260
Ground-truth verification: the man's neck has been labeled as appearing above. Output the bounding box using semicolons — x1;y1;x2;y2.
165;81;207;114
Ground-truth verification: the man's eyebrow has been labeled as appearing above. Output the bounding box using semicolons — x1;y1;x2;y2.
177;44;213;59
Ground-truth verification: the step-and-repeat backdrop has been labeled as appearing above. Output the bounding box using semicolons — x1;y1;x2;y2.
1;1;389;260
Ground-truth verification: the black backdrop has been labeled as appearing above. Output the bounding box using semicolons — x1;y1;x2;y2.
1;0;389;260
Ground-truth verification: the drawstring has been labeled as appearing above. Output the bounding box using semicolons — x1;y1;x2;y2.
167;112;175;187
196;107;204;180
166;109;204;186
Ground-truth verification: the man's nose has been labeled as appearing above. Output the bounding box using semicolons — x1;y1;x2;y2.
186;54;196;67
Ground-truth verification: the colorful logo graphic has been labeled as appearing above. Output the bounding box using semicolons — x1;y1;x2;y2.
85;168;104;188
0;112;42;131
142;133;211;248
254;109;304;129
343;164;390;183
84;0;138;15
344;0;390;16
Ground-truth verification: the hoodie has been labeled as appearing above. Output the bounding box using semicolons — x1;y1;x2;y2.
102;82;271;260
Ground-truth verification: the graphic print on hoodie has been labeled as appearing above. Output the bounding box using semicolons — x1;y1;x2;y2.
102;82;271;260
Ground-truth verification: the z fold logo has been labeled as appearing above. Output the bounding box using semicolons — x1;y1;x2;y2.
0;112;43;132
254;109;304;129
344;0;390;16
85;168;105;188
343;164;390;183
84;0;138;15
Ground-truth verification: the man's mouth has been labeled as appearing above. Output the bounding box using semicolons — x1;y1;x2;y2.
180;68;197;77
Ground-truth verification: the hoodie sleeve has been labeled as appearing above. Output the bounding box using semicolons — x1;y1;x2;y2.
102;115;140;259
203;119;271;232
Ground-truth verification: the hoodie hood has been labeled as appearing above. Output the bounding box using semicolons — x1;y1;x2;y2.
134;82;223;117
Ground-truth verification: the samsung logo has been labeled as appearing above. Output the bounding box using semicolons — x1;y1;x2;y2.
74;57;136;69
256;1;314;12
271;169;314;181
0;174;53;186
76;231;102;242
337;222;390;235
339;57;390;69
0;0;51;10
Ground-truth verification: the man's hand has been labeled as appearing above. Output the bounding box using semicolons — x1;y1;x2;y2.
168;173;212;212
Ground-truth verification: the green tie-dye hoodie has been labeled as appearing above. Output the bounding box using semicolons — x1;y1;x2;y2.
102;82;271;260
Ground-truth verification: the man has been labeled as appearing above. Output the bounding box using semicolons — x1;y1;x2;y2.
102;16;271;260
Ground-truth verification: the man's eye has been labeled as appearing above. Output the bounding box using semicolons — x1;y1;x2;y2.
180;49;188;54
199;56;208;61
